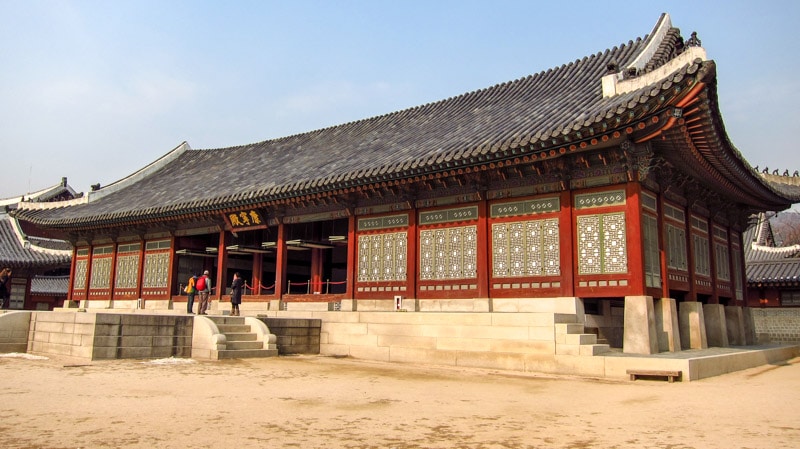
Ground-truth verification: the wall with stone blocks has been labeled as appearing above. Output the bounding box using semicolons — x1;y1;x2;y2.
258;317;321;354
267;297;598;376
751;308;800;343
27;312;194;360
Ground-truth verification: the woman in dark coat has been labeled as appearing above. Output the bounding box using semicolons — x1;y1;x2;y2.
0;268;10;309
230;272;243;316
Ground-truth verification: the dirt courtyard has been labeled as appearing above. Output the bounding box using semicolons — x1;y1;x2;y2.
1;353;798;449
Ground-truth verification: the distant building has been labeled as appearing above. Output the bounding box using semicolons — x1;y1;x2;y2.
745;211;800;307
0;178;75;310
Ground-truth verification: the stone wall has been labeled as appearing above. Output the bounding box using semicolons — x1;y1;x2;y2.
751;308;800;343
260;297;607;377
258;317;321;354
27;312;193;360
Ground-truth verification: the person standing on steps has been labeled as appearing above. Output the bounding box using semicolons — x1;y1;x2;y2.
184;272;198;314
230;272;243;316
196;270;212;315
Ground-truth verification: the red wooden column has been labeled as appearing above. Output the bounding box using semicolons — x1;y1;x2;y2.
657;193;670;299
733;229;746;306
215;231;227;300
708;219;720;304
407;206;418;300
345;214;356;299
685;207;697;301
166;236;177;298
85;247;96;304
252;253;263;296
108;244;119;299
559;189;575;297
476;198;489;299
310;249;322;294
135;241;146;302
67;247;78;302
625;182;646;296
275;222;288;299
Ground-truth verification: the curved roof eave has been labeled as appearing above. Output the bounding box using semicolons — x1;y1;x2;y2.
14;15;798;232
654;64;800;211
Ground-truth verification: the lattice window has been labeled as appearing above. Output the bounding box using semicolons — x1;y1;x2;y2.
578;212;628;275
603;213;627;273
420;226;477;280
715;242;730;281
89;257;112;289
357;232;408;282
542;219;560;275
142;252;169;288
642;214;661;288
370;235;382;281
492;218;560;278
780;290;800;306
115;254;140;289
74;259;88;290
693;234;710;276
666;223;688;271
578;215;602;275
732;249;744;300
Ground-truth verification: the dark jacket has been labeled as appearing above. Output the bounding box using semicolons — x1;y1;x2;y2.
230;278;243;305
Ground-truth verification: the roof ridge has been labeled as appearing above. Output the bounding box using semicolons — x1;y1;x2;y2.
197;37;647;154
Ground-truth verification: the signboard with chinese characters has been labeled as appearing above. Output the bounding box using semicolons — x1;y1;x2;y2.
225;209;267;231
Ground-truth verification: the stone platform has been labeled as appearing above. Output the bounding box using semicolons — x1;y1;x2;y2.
600;344;798;381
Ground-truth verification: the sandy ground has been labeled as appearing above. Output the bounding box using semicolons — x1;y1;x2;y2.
0;354;799;449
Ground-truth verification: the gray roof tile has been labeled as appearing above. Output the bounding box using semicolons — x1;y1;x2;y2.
0;217;71;268
14;16;800;230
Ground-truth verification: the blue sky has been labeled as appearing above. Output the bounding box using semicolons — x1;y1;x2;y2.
1;1;798;201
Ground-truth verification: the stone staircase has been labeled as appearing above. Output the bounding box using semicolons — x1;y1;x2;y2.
584;326;610;345
555;317;610;356
192;316;278;360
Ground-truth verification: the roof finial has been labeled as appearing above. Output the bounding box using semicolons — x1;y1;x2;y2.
686;31;702;47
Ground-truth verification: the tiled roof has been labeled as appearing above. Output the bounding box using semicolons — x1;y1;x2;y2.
744;213;800;286
13;14;800;231
1;177;80;210
0;216;72;269
747;259;800;287
30;275;70;295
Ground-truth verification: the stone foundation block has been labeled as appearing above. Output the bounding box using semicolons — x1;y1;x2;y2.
623;296;659;354
703;304;729;347
679;301;708;350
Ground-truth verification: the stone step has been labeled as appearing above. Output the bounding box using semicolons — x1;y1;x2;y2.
225;332;258;342
217;348;278;359
565;333;598;345
555;323;585;335
217;324;251;334
580;344;610;356
226;340;265;350
208;316;246;325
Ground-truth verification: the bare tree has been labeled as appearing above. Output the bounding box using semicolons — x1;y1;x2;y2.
771;211;800;246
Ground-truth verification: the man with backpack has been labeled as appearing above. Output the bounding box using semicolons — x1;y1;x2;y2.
196;270;213;315
184;272;198;314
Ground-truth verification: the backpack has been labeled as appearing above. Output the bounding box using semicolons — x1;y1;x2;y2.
195;275;207;292
184;276;196;294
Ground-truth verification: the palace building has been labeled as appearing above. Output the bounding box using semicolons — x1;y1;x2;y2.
1;178;75;310
11;14;800;374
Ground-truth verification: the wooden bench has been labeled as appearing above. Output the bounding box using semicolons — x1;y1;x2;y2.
627;369;682;383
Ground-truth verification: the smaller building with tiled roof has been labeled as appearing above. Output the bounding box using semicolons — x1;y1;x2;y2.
745;212;800;307
0;178;75;310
